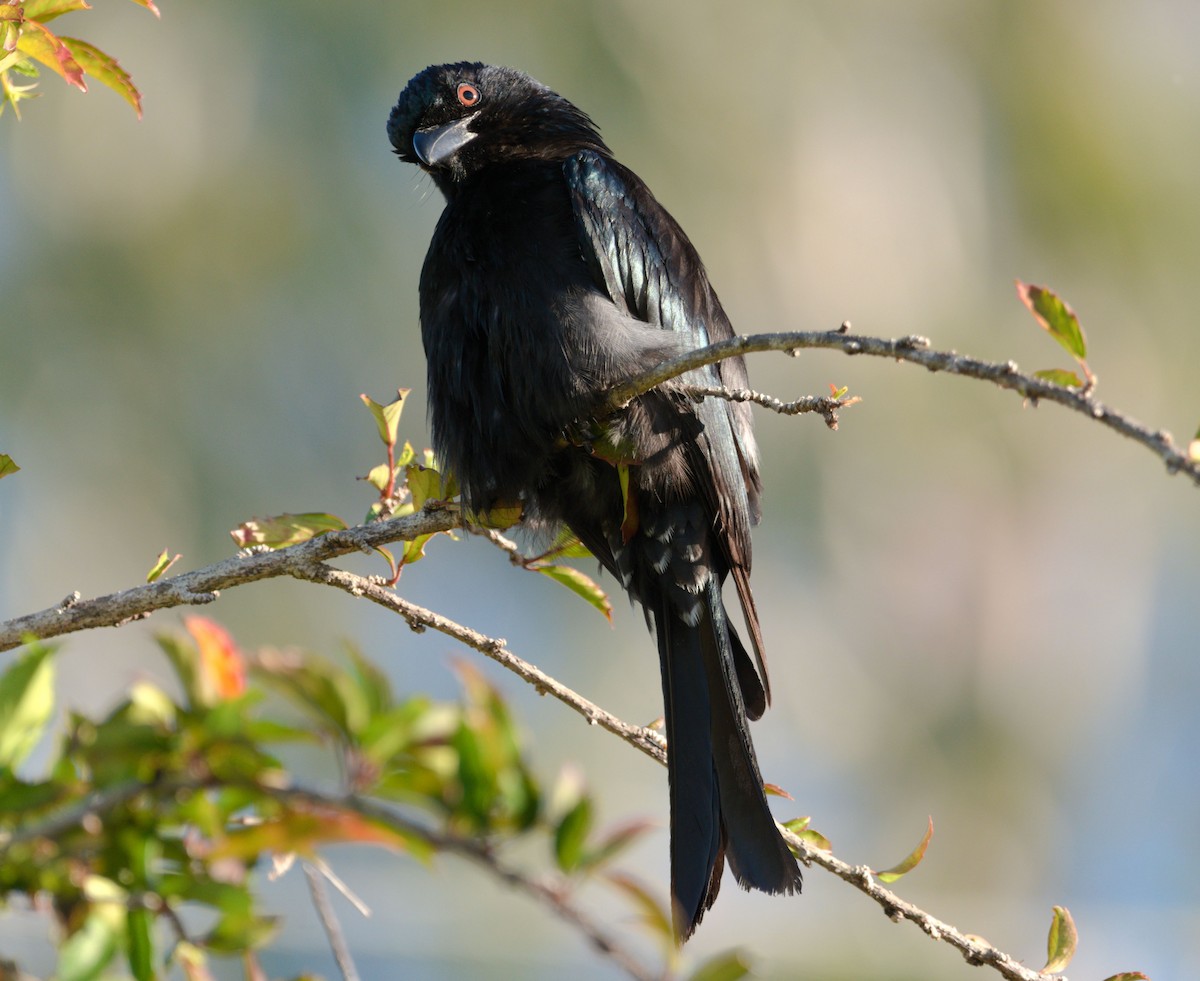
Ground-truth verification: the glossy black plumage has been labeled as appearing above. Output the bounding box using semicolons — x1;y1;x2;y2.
387;62;801;938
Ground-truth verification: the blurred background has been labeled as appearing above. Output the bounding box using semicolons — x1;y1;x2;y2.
3;0;1200;977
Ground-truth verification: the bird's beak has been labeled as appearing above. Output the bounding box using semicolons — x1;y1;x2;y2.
412;115;479;167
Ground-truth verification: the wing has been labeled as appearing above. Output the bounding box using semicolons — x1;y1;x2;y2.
563;149;771;696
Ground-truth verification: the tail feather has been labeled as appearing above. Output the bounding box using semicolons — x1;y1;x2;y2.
657;578;801;940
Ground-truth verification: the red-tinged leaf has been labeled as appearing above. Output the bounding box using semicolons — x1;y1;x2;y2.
579;818;655;871
59;36;141;117
126;0;161;16
829;383;849;400
21;1;91;24
212;803;431;863
1100;973;1150;981
535;564;613;622
763;782;793;800
230;511;346;549
361;390;409;448
146;547;180;583
1033;367;1084;388
1043;905;1078;973
874;816;933;883
687;951;752;981
17;20;85;90
0;454;18;479
184;616;246;702
1016;280;1088;361
605;871;674;944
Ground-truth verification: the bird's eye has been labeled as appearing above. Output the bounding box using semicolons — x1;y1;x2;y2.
456;82;481;107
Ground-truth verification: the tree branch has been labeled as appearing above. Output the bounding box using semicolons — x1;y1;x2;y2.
0;507;458;653
282;566;1060;981
5;324;1181;977
602;328;1200;486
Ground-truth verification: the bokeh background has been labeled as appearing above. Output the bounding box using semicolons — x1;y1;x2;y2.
3;1;1200;978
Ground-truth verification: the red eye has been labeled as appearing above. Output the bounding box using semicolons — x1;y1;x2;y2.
456;82;480;107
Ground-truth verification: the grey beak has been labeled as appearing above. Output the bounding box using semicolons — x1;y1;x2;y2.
413;115;479;166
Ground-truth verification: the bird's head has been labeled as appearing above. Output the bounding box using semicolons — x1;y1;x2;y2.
387;62;608;190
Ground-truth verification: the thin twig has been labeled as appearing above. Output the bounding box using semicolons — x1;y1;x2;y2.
304;862;361;981
677;383;861;429
286;561;666;765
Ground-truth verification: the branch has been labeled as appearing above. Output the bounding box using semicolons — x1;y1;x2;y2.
303;862;361;981
0;507;459;653
602;328;1200;486
283;566;1056;981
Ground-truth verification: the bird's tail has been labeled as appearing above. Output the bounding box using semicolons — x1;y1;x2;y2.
655;576;802;941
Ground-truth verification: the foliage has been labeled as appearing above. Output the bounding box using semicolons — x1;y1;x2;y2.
0;0;158;119
0;624;722;980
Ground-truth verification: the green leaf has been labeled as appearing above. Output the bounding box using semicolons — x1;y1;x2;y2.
1033;367;1084;388
230;511;346;549
59;36;142;118
687;950;752;981
874;815;933;883
1100;973;1150;981
0;453;19;479
126;906;155;981
59;917;120;981
473;502;524;529
1043;905;1078;973
553;795;593;872
146;547;180;583
1188;425;1200;463
406;463;456;509
0;642;56;769
363;462;391;493
23;1;92;21
534;564;613;622
361;390;409;448
1016;280;1087;360
59;890;124;981
537;528;593;561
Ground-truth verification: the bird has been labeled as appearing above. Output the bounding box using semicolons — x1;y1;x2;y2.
387;62;802;940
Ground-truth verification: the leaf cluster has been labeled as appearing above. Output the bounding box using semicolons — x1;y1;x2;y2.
0;621;735;980
1;0;156;119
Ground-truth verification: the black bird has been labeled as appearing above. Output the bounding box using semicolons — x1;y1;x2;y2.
387;62;801;939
